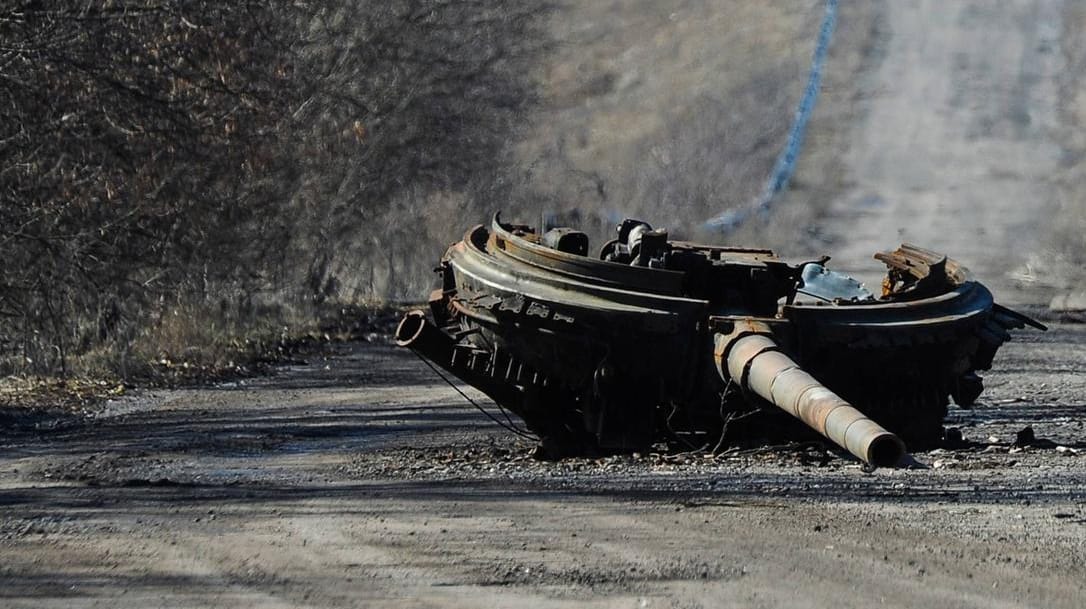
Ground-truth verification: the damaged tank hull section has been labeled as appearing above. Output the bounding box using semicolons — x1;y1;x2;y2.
396;214;1044;467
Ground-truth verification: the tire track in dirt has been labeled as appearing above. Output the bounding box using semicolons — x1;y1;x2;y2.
818;1;1066;304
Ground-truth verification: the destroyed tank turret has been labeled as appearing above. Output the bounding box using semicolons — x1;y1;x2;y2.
396;214;1045;466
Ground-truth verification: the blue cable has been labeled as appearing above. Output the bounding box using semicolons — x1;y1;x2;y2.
704;0;839;232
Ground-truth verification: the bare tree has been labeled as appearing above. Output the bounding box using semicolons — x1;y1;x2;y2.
1;2;302;373
287;1;548;301
0;1;548;375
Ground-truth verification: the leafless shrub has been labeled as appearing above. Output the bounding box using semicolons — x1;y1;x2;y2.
0;2;303;374
286;1;548;301
0;1;548;376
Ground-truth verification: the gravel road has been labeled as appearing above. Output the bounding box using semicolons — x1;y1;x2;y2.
1;327;1084;609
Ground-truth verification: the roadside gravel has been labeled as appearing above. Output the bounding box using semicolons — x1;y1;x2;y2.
0;325;1082;608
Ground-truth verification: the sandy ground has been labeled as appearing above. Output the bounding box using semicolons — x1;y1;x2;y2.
3;2;1084;608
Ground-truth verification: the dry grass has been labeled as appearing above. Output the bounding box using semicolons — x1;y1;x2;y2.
512;0;819;244
1;1;889;394
1;297;404;404
505;0;880;255
0;296;411;421
743;1;882;256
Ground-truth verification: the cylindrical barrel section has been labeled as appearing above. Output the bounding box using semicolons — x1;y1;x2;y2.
714;321;904;467
396;310;454;360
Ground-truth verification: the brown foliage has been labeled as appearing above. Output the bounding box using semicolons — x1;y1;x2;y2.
0;1;546;375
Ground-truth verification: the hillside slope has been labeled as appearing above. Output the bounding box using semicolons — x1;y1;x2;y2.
809;1;1068;304
509;1;877;243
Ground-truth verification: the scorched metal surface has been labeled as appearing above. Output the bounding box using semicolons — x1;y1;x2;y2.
396;214;1044;466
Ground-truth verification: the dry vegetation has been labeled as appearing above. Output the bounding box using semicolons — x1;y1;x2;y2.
0;1;545;379
507;1;879;252
513;1;818;243
1;1;871;382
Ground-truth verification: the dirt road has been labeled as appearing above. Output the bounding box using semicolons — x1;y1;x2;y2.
818;1;1067;303
1;328;1085;608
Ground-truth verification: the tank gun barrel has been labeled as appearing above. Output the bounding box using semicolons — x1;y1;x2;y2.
714;320;905;467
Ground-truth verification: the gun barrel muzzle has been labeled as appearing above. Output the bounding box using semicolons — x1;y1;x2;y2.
714;321;905;467
397;310;524;410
